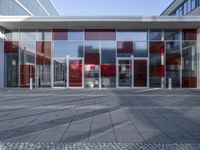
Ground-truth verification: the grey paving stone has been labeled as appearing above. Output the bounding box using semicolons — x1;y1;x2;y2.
61;131;90;143
140;132;173;143
90;130;117;143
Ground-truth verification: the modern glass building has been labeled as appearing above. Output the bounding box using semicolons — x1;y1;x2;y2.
0;16;199;89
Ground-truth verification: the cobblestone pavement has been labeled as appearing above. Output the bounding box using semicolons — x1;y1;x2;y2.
0;88;200;149
1;142;200;150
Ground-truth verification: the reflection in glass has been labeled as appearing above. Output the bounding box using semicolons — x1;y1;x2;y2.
134;60;147;87
117;30;147;41
164;30;180;40
85;41;99;88
53;41;83;57
53;59;67;87
68;29;84;40
101;41;116;88
69;60;82;87
182;41;197;88
4;29;19;41
134;42;148;57
166;41;181;88
37;29;52;41
182;29;197;40
117;41;133;57
149;30;162;41
118;60;132;87
20;29;36;41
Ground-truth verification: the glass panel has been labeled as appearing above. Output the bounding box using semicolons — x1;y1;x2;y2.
69;60;82;87
4;53;19;87
117;41;133;57
85;41;99;88
85;29;116;40
134;42;148;57
182;41;197;88
150;42;164;87
164;30;180;40
52;29;68;40
4;29;19;41
166;41;181;88
4;41;19;53
182;29;197;40
37;29;52;41
149;30;162;41
68;29;84;40
101;41;116;88
53;59;67;87
20;29;36;41
53;41;83;58
19;41;36;87
36;41;51;87
117;30;147;41
118;60;132;87
134;60;147;87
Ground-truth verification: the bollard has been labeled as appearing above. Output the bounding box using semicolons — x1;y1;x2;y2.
30;78;33;90
168;78;172;90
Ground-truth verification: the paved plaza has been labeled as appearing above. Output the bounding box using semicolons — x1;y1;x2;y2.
0;88;200;149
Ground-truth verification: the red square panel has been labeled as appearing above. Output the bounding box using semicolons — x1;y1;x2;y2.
4;41;19;53
182;29;197;40
117;41;133;53
150;42;164;54
52;29;68;40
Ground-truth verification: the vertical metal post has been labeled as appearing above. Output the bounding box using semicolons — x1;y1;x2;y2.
168;78;172;90
30;78;33;90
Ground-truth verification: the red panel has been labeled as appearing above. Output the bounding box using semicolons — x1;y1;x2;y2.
150;42;164;54
4;41;19;53
134;60;147;87
20;64;35;87
36;41;51;65
69;60;82;87
150;65;164;77
117;41;133;53
101;65;116;77
182;29;197;41
166;52;181;65
52;29;68;40
85;53;100;65
85;29;116;40
182;77;197;88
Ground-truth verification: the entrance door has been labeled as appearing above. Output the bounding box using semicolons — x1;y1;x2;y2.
53;58;67;87
117;59;132;87
67;58;83;88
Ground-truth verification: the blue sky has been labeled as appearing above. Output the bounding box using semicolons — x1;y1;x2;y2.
52;0;174;16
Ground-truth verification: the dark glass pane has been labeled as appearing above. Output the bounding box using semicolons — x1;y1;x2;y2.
101;41;116;64
134;60;147;87
117;41;133;57
166;41;181;88
52;29;68;40
149;30;162;41
85;41;99;65
20;64;35;87
182;29;197;40
4;41;19;53
4;53;19;87
134;42;148;57
85;29;116;40
164;30;180;40
69;60;82;87
182;41;197;88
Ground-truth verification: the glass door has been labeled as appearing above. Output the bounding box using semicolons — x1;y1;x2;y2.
53;58;67;87
117;59;132;88
67;58;83;88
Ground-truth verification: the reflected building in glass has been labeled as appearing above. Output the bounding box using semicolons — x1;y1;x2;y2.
0;16;200;89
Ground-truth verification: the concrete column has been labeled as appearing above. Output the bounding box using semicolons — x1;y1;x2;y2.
197;28;200;88
0;28;4;88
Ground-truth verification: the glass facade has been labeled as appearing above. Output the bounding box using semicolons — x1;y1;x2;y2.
3;29;198;88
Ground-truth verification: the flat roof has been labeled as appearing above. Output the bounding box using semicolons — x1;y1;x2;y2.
0;16;200;29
